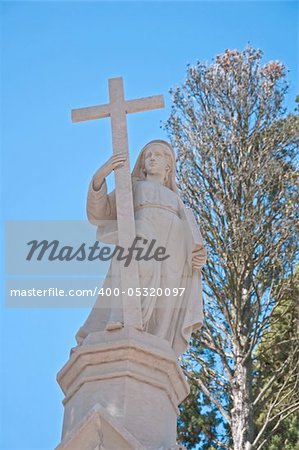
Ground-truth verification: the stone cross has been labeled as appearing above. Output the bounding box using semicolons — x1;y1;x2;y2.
72;77;165;329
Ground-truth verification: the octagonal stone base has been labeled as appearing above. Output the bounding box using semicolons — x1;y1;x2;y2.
56;328;189;450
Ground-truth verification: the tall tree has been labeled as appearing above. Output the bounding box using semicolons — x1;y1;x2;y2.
166;47;299;450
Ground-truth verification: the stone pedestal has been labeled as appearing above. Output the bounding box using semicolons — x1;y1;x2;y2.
56;328;189;450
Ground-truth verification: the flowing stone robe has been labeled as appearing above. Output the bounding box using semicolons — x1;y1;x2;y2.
76;178;204;357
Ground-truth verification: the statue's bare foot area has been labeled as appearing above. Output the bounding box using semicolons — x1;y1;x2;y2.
105;321;123;331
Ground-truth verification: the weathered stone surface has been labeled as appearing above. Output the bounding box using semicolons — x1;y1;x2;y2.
55;403;147;450
57;328;189;450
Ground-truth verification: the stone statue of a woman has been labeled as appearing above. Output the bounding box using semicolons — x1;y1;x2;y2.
76;140;207;356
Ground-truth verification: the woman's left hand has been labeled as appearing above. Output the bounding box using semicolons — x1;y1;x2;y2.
191;245;207;271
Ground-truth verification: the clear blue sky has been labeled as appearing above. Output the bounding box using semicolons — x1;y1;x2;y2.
1;1;298;449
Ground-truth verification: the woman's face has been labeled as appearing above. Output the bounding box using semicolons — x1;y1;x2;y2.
143;144;170;178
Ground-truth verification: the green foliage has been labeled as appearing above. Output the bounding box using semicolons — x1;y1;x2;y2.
254;271;299;449
178;341;231;449
266;414;299;450
178;385;218;449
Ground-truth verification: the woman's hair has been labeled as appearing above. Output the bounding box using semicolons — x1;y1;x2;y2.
131;140;178;192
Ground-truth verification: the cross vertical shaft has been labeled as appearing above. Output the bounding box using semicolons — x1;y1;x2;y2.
108;78;142;329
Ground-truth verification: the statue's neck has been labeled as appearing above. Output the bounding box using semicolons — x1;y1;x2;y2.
145;174;165;185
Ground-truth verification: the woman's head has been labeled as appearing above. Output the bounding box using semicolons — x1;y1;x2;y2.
132;140;177;192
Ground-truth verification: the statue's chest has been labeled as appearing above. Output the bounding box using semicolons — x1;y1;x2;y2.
133;181;178;211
